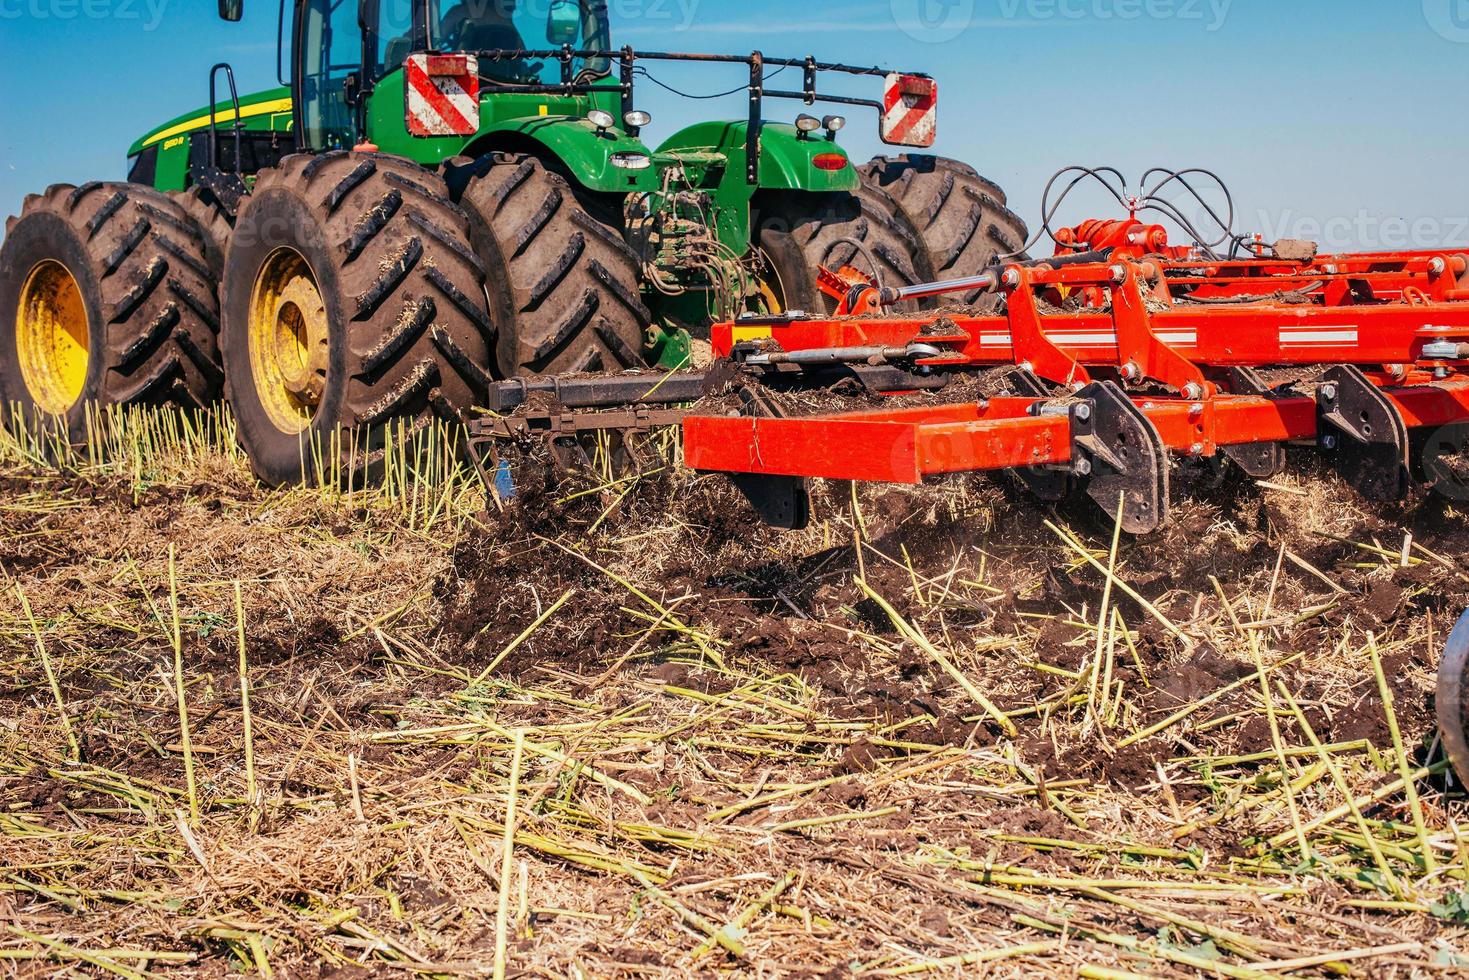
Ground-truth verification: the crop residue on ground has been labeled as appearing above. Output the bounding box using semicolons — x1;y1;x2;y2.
2;408;1469;976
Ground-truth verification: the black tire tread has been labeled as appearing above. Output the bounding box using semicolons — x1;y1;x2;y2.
448;152;648;377
860;154;1030;306
168;185;234;281
755;184;937;316
4;181;221;411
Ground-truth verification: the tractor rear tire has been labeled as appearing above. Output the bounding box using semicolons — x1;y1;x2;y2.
753;185;935;316
859;154;1030;307
220;151;494;486
0;182;222;442
445;152;650;378
170;185;234;280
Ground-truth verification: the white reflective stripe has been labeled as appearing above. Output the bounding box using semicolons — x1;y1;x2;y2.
1158;332;1197;345
1049;333;1118;345
979;332;1120;347
1280;328;1359;345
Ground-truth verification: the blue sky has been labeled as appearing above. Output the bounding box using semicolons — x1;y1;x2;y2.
1;0;1467;251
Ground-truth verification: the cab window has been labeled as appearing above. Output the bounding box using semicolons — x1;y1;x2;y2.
428;0;611;85
373;0;416;79
300;0;364;150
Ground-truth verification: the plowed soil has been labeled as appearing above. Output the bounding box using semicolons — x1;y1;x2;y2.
3;422;1469;977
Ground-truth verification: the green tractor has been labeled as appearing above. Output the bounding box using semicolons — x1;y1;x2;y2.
0;0;1027;483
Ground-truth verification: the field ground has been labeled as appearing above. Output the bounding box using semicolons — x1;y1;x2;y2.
3;409;1469;977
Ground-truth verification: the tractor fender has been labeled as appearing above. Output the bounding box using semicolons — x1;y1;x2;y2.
656;121;860;193
362;71;657;194
457;117;661;195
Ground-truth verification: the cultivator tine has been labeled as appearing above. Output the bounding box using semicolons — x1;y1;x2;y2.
1219;367;1289;479
1317;365;1412;500
1072;381;1170;534
1002;368;1072;504
728;386;811;531
1420;422;1469;498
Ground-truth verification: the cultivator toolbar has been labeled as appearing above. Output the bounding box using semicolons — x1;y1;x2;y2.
471;215;1469;534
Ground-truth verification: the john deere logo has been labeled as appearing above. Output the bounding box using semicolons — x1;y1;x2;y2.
1424;0;1469;41
892;0;975;42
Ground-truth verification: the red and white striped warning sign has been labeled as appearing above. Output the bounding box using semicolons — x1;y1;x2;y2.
880;73;938;148
405;53;481;137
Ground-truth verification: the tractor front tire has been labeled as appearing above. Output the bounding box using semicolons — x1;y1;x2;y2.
860;155;1030;306
0;182;221;442
220;151;494;485
753;185;935;316
446;152;650;377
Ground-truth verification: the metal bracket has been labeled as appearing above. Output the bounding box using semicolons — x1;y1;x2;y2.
1072;381;1170;534
1003;268;1092;388
1316;364;1410;499
1006;367;1070;503
1220;366;1288;478
1109;263;1213;400
193;167;249;218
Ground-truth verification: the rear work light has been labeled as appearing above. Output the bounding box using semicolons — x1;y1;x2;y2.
813;153;848;172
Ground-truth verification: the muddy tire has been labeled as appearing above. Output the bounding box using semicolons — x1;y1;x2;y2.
0;181;222;442
753;185;935;316
220;151;494;486
170;185;234;280
445;152;649;377
860;154;1029;306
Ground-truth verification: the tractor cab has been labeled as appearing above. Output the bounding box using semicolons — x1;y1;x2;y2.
215;0;615;155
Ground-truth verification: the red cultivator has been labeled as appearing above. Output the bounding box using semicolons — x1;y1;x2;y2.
473;194;1469;535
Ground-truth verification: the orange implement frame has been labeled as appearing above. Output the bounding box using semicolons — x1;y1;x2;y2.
681;230;1469;531
685;383;1469;485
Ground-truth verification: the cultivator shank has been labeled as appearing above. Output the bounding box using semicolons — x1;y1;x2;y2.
473;218;1469;533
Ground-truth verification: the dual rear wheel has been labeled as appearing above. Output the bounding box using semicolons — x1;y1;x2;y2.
0;182;221;443
1;153;1021;480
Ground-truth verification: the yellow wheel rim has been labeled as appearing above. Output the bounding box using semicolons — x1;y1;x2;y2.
247;247;329;435
16;260;90;414
754;275;785;315
751;250;787;316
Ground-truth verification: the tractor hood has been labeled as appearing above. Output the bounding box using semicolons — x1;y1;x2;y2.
129;87;294;158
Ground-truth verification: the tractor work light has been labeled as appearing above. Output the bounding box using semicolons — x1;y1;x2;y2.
822;115;847;133
610;152;652;170
587;109;616;131
623;110;653;129
794;114;823;134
